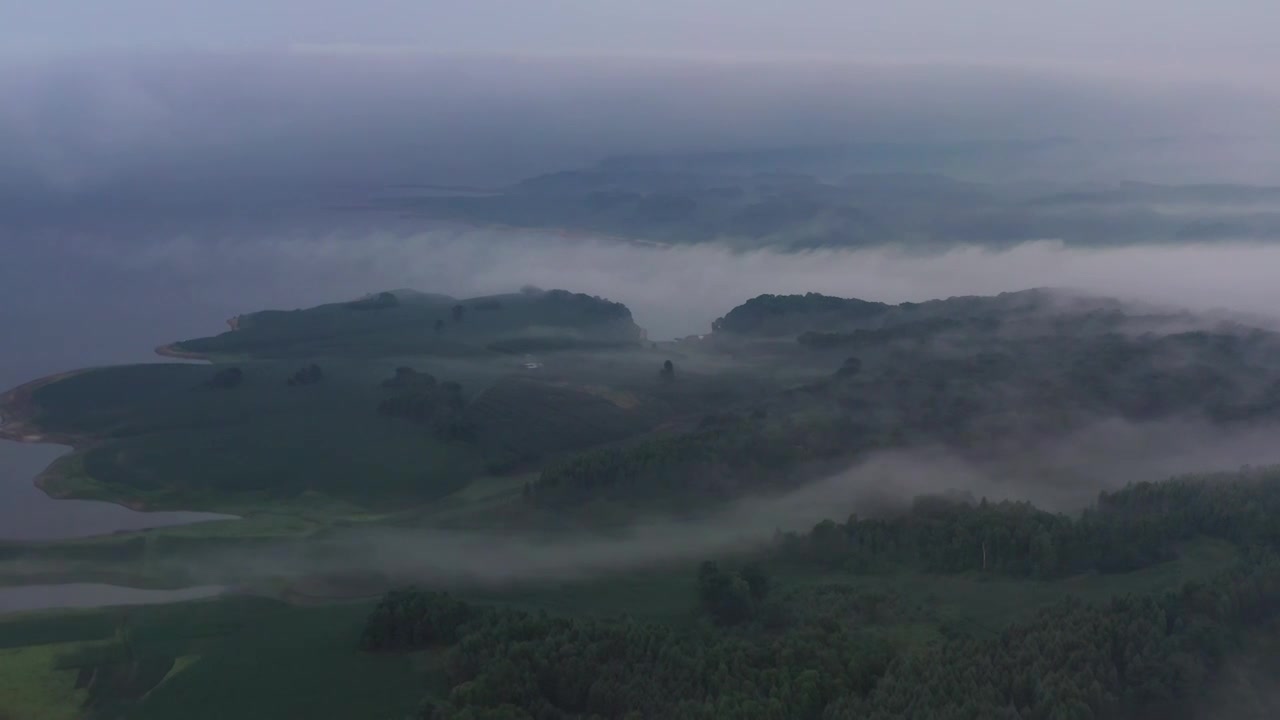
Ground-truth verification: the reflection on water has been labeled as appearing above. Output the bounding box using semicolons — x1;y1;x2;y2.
0;583;226;614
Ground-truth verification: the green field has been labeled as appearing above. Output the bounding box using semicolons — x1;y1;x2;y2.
0;597;423;720
0;532;1246;720
22;324;787;519
0;641;90;720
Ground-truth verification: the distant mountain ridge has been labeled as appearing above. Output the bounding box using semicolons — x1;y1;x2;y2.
393;148;1280;250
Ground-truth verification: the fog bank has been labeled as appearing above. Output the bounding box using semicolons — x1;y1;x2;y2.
167;418;1280;588
2;52;1277;195
19;228;1280;342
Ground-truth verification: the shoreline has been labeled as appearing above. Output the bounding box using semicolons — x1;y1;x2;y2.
153;343;210;361
0;369;92;448
2;366;177;514
2;318;241;517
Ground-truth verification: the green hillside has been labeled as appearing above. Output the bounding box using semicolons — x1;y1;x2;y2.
7;285;1280;719
8;284;1280;530
168;288;644;361
6;468;1276;719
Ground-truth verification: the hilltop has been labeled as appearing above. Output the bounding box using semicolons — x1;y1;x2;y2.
163;287;645;361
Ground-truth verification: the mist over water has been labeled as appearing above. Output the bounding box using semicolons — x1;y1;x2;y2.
0;583;225;614
12;220;1280;342
8;213;1280;544
3;11;1278;717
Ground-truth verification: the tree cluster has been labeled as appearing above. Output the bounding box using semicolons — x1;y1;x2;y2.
528;325;1280;519
527;417;835;508
850;558;1280;720
364;552;1280;720
201;367;243;390
346;291;400;310
364;468;1280;719
797;318;964;349
712;293;889;335
778;469;1280;578
286;363;324;386
528;409;878;511
363;590;894;720
696;560;773;626
659;359;676;381
378;378;473;440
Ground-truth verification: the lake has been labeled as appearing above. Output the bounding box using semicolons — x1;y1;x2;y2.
0;583;227;614
0;209;690;612
0;210;488;611
0;441;235;541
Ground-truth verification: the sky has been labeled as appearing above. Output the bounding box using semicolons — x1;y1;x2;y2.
2;0;1280;554
4;0;1279;83
1;1;1277;194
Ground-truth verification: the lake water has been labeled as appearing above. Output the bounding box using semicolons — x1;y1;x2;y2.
0;210;687;612
0;210;492;611
0;583;226;614
0;441;235;541
0;254;243;542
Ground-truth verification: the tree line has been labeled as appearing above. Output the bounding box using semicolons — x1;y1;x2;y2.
378;368;474;440
364;557;1280;719
776;468;1280;578
364;468;1280;719
526;416;849;508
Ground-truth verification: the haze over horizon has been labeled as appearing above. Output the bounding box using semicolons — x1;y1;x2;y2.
2;1;1279;196
7;1;1279;78
6;5;1280;717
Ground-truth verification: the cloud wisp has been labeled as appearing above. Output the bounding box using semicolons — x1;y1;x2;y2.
155;418;1280;591
44;227;1280;340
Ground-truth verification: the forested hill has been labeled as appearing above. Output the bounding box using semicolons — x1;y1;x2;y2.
15;284;1280;516
530;291;1280;515
712;292;891;335
166;287;645;360
366;468;1280;720
710;287;1213;338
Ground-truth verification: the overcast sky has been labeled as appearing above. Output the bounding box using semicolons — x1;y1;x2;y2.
1;2;1277;193
5;0;1279;82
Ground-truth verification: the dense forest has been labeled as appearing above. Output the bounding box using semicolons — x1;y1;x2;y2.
13;285;1280;718
366;469;1280;719
527;317;1280;515
777;469;1280;577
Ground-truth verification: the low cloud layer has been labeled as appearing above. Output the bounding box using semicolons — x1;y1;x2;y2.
8;225;1280;588
24;226;1280;342
10;223;1280;396
8;1;1280;89
159;418;1280;591
1;52;1278;195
